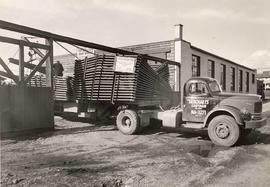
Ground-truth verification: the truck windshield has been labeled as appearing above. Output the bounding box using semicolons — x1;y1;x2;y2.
209;81;222;93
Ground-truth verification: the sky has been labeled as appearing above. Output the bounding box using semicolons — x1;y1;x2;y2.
0;0;270;74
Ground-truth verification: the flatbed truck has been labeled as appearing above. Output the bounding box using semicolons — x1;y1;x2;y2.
116;77;267;146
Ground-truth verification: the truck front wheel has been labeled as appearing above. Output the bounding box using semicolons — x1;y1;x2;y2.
116;109;140;135
208;115;240;146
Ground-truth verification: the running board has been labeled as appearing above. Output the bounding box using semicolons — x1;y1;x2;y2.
181;122;204;129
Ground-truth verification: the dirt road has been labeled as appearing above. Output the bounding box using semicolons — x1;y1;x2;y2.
1;103;270;187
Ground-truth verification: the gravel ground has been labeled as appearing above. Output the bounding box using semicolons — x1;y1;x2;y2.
1;101;270;187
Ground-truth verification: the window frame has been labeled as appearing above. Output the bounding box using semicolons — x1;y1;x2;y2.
220;64;226;91
230;67;236;92
252;73;255;84
239;70;243;92
208;60;215;78
246;72;250;92
192;55;201;77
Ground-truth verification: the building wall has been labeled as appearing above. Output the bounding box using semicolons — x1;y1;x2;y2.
121;39;257;96
188;47;257;94
179;40;192;103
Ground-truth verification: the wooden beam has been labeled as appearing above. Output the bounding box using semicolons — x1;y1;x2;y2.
0;58;18;83
9;58;46;74
23;37;45;57
0;20;180;66
45;38;53;87
24;52;50;83
19;41;24;83
0;70;18;80
0;35;49;50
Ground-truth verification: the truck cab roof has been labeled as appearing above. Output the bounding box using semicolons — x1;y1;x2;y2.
187;77;217;83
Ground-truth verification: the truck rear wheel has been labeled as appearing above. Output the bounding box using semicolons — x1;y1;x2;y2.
208;115;240;147
116;109;140;135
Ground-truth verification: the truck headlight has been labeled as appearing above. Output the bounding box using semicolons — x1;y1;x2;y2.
241;108;251;121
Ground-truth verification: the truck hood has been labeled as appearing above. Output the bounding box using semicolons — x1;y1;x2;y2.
214;92;262;113
214;92;261;101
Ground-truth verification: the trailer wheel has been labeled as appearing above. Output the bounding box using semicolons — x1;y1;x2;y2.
208;115;240;147
116;110;140;135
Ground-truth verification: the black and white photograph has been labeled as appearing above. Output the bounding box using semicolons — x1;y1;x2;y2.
0;0;270;186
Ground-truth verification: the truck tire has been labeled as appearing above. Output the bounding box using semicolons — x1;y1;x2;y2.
208;115;240;146
116;109;140;135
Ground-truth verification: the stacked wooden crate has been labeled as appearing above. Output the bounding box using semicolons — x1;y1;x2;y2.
27;75;47;87
54;76;74;101
74;55;172;105
26;75;74;101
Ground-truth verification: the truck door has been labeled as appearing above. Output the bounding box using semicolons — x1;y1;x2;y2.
183;81;212;122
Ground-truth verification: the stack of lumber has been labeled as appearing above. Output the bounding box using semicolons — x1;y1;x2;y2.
26;75;74;101
74;55;172;105
155;63;170;83
27;75;47;87
54;76;74;101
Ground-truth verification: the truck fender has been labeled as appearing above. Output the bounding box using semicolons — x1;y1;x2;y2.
203;105;244;128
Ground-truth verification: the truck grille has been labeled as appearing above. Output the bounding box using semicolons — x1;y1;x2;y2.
251;113;262;120
254;102;262;113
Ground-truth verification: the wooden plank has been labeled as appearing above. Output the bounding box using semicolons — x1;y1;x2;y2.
24;52;50;83
0;70;18;80
0;35;49;50
45;38;53;87
19;42;24;83
23;37;45;57
9;58;46;74
0;58;18;83
0;20;179;66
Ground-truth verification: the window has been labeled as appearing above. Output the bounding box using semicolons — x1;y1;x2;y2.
252;73;255;84
220;64;226;90
246;72;249;92
239;70;243;92
209;80;222;92
192;55;200;77
230;67;236;92
208;60;215;78
188;82;208;96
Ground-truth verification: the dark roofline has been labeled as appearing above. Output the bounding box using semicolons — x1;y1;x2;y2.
190;45;255;72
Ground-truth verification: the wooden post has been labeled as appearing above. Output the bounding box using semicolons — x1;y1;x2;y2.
45;38;53;87
45;38;55;127
19;41;24;85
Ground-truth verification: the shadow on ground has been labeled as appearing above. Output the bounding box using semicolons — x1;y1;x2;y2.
238;129;270;146
1;120;117;141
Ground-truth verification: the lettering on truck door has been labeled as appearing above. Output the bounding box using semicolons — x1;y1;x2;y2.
183;82;211;122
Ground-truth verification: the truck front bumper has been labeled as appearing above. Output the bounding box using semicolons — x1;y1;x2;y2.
245;118;267;129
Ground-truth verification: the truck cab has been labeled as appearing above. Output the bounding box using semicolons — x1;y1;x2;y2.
116;77;267;147
182;77;266;146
